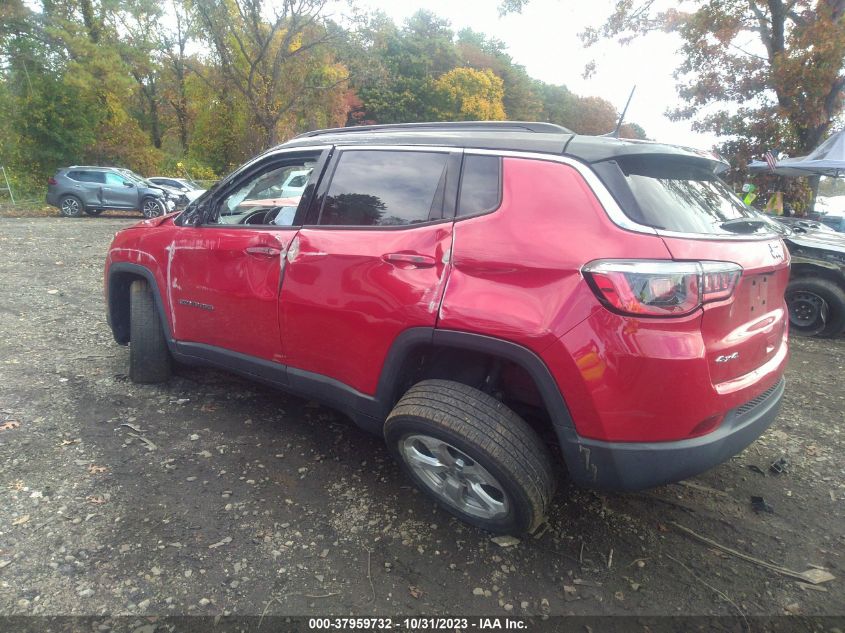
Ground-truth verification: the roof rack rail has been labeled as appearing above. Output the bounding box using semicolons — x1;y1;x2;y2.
293;121;572;139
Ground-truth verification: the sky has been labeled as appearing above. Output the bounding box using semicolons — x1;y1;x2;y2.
351;0;721;150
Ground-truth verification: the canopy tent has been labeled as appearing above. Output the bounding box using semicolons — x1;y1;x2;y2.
748;130;845;177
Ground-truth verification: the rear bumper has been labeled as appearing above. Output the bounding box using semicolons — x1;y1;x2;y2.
559;377;785;490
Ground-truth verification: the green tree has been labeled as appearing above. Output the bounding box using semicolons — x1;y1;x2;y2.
191;0;348;151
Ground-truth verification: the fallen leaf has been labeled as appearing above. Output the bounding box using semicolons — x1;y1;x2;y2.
88;465;107;474
0;421;20;431
12;515;30;526
60;438;80;446
200;404;217;412
490;535;521;547
86;496;107;505
408;586;423;599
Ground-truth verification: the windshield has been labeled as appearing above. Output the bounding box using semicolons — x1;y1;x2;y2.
119;169;153;187
616;156;776;236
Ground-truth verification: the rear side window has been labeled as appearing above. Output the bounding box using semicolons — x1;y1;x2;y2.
458;155;501;216
320;150;449;226
609;156;773;236
68;170;104;183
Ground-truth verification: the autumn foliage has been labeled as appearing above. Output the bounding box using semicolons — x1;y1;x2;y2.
0;3;646;198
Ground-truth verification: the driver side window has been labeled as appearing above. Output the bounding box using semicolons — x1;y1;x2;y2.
207;154;318;227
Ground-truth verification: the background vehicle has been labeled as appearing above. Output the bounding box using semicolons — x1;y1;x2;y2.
148;177;206;205
818;213;845;233
105;122;789;534
47;166;170;218
770;217;845;336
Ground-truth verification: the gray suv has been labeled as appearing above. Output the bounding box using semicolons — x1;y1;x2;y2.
46;166;171;218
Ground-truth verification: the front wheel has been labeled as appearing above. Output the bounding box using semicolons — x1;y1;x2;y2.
141;197;165;219
129;279;172;383
384;379;556;534
786;277;845;337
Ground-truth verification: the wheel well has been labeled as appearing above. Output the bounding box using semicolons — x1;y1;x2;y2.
108;271;145;344
790;263;845;287
389;344;558;446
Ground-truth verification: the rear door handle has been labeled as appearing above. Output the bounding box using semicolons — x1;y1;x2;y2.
245;245;282;258
383;253;436;268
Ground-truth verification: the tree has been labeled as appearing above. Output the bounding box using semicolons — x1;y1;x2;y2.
579;1;845;201
435;67;506;120
456;28;543;120
191;0;348;151
351;10;458;123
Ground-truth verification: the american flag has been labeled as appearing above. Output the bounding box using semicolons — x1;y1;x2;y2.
765;150;778;171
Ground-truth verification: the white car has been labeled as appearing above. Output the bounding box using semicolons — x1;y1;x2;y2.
278;169;311;198
148;177;206;202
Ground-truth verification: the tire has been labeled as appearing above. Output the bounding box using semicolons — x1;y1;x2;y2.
384;379;556;534
141;197;165;219
84;208;104;216
785;277;845;338
59;195;84;218
129;279;172;383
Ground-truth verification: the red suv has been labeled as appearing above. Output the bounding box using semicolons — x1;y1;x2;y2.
105;122;789;534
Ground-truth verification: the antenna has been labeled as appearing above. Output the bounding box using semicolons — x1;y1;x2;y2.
611;85;636;138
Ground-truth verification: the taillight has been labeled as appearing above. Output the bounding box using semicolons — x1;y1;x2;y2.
583;260;741;317
48;177;57;185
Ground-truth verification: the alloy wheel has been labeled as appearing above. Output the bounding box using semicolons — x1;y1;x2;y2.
400;434;509;520
142;199;163;218
61;198;80;216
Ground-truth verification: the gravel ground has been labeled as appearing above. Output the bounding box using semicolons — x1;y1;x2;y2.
0;214;843;624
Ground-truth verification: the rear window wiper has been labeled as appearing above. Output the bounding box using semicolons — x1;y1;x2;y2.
719;218;768;234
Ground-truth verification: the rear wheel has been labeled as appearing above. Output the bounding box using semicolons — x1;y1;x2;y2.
141;197;165;219
384;379;556;534
59;195;84;218
786;277;845;337
129;279;171;383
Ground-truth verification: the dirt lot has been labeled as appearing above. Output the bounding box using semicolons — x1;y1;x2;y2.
0;214;843;626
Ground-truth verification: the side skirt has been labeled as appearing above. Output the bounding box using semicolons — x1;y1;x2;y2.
171;341;383;435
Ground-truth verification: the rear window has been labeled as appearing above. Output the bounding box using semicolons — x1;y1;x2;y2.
612;157;772;235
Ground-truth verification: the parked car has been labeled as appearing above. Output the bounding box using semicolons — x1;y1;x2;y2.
817;213;845;233
770;217;845;336
105;122;789;534
148;177;206;205
47;166;172;218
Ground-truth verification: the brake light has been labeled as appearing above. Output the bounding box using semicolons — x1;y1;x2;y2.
48;177;57;185
583;260;742;317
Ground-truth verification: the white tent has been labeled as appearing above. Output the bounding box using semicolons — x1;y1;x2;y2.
748;130;845;177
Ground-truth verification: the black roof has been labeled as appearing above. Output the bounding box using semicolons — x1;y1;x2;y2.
278;121;726;167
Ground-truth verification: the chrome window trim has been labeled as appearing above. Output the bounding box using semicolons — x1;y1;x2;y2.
333;144;459;154
464;148;778;242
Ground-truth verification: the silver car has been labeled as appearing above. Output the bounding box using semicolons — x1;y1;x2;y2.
46;166;171;218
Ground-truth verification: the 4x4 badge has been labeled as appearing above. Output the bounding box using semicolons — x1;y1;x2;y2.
769;243;783;260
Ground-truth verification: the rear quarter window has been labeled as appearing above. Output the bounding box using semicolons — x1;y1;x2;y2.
458;155;501;217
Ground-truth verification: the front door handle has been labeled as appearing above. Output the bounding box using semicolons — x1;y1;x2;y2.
383;253;436;268
245;245;282;258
